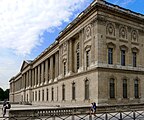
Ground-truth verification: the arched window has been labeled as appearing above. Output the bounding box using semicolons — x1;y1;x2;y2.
134;79;139;98
85;79;89;100
123;79;127;98
62;84;65;100
109;78;115;98
72;82;76;100
76;43;80;70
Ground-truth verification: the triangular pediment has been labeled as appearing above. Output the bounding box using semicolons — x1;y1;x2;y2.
20;60;32;71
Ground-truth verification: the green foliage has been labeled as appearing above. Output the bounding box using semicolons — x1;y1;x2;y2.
0;88;9;101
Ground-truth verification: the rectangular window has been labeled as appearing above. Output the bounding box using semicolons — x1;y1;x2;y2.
85;80;89;100
33;92;34;101
123;79;127;98
42;90;44;101
77;52;80;70
72;83;76;100
86;50;90;67
64;62;66;76
39;90;41;101
121;50;125;66
110;79;115;98
62;85;65;100
108;48;113;64
52;87;54;101
134;80;139;98
46;89;49;101
133;52;137;67
35;91;37;101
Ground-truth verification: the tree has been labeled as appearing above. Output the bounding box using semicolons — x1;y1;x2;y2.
0;87;4;101
0;87;9;101
4;89;9;100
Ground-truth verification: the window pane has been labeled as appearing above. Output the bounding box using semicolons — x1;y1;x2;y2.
123;79;127;98
47;89;49;101
108;48;113;64
85;80;89;100
72;83;75;100
64;62;66;75
62;85;65;100
110;79;115;98
86;50;90;67
134;80;139;98
52;88;54;101
76;43;80;70
133;52;137;67
121;50;125;66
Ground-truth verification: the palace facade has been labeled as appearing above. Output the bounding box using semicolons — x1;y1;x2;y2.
9;0;144;106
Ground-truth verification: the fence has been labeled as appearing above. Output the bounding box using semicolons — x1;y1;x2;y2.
6;103;144;120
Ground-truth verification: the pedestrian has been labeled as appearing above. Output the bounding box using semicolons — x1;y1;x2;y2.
2;100;11;117
2;99;7;117
90;102;97;116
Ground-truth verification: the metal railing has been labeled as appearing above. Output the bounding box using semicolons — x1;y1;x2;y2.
7;103;144;120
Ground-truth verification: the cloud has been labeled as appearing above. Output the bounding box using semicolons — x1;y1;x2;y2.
0;0;92;90
112;0;135;7
0;0;88;55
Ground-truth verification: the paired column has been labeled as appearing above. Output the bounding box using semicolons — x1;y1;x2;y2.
35;67;38;85
38;65;41;85
55;53;59;78
45;59;49;84
29;70;32;87
68;39;73;73
50;56;54;82
41;62;44;84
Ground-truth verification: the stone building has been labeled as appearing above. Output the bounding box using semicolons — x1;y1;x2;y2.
9;0;144;106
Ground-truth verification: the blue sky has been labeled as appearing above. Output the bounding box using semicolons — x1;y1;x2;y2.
0;0;143;90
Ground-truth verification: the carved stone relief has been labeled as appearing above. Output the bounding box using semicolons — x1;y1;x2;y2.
63;41;67;53
106;22;115;36
85;25;91;40
131;30;138;42
119;26;127;39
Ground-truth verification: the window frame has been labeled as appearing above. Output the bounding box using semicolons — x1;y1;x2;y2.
109;78;115;99
108;48;113;64
85;79;89;100
123;79;127;98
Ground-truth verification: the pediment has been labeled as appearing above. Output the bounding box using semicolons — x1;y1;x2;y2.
20;60;32;71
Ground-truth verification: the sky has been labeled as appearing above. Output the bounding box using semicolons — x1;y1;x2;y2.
0;0;143;90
